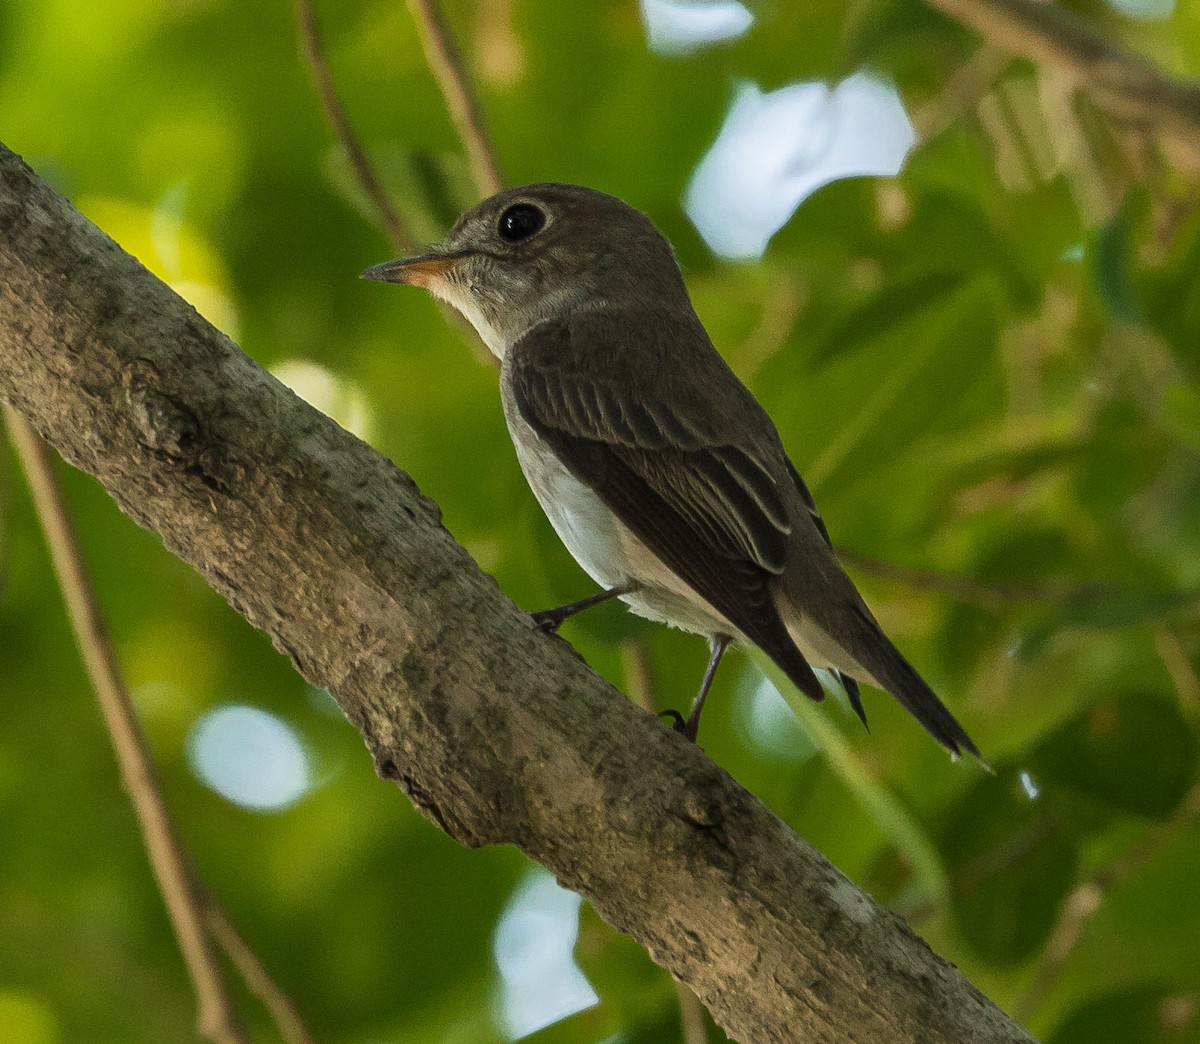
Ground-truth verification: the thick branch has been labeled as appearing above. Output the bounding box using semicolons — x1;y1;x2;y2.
0;142;1036;1044
925;0;1200;167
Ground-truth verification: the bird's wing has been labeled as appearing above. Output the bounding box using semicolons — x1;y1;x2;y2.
506;310;826;702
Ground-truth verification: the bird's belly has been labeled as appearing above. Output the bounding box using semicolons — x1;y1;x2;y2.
507;415;732;636
518;435;626;588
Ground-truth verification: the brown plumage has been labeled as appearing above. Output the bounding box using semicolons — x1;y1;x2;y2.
364;183;979;758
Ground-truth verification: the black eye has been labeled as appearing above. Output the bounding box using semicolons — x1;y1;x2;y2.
498;203;546;243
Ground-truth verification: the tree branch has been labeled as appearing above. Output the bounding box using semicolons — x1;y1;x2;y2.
6;407;317;1044
295;0;415;252
3;409;248;1044
404;0;505;198
924;0;1200;168
200;891;317;1044
0;141;1037;1044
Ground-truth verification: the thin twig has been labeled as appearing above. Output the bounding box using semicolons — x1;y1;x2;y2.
1156;626;1200;725
837;547;1104;608
295;0;415;252
472;0;525;87
405;0;505;198
1014;881;1103;1023
1015;778;1200;1022
621;640;658;716
923;0;1200;169
675;979;710;1044
4;408;249;1044
201;892;317;1044
737;274;805;384
915;45;1012;142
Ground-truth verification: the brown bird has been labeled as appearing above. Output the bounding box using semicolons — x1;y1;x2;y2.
364;183;979;758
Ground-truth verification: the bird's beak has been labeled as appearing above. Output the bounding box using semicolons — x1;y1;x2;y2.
360;250;470;289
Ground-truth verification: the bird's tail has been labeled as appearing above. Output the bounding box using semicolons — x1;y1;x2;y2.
844;603;980;760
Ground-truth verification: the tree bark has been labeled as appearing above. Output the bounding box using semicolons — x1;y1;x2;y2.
0;142;1037;1044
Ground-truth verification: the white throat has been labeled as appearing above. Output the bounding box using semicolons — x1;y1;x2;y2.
429;278;600;360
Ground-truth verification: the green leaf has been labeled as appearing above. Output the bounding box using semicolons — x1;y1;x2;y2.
1031;693;1198;820
1050;985;1200;1044
1093;199;1144;325
781;275;1003;492
940;771;1079;966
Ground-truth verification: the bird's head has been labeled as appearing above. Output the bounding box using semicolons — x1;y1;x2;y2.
362;183;687;358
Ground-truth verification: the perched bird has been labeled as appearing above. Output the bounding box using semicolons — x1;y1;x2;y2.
364;183;978;758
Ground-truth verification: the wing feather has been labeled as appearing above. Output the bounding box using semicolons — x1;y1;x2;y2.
507;312;825;702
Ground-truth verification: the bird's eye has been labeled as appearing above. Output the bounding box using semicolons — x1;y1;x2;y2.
498;203;546;243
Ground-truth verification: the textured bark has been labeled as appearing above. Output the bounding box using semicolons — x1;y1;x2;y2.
0;142;1038;1044
925;0;1200;167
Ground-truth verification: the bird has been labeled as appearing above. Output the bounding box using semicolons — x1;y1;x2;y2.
363;182;979;758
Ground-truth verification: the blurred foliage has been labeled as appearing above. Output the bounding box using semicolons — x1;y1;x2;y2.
1;0;1199;1041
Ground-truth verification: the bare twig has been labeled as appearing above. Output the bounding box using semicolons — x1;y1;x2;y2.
405;0;505;198
675;979;711;1044
472;0;525;87
837;547;1103;609
1016;779;1200;1022
4;408;248;1044
737;274;805;384
923;0;1200;169
620;640;658;716
1014;882;1103;1023
6;409;317;1044
915;45;1012;142
295;0;414;252
1156;626;1200;724
202;894;317;1044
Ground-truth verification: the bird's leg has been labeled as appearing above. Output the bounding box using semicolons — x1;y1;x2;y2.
675;633;732;743
531;581;638;633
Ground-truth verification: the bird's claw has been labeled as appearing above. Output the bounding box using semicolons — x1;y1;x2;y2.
659;708;685;729
659;708;699;743
530;609;564;633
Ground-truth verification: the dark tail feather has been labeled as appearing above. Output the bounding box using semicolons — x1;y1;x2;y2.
838;671;869;732
849;607;980;760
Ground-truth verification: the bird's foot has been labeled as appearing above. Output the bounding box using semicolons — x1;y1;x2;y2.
530;607;568;633
659;708;698;743
530;583;637;634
